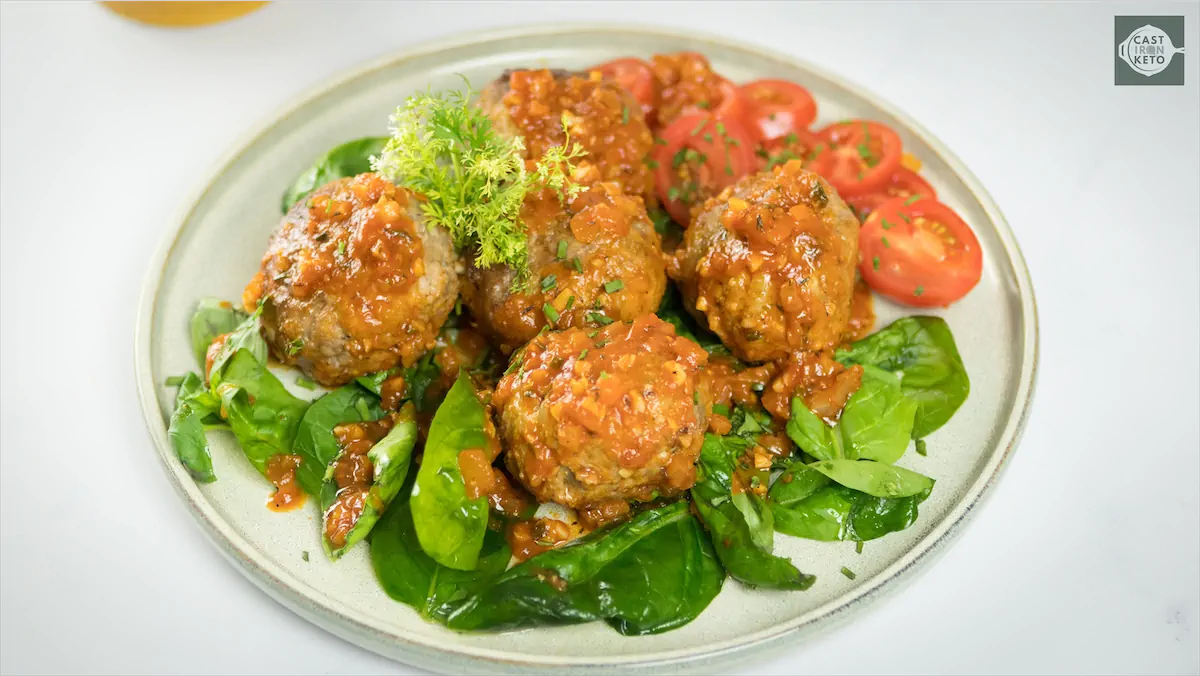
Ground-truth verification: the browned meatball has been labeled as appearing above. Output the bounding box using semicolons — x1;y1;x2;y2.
461;183;666;353
243;173;459;386
479;68;657;205
493;315;710;511
669;161;859;363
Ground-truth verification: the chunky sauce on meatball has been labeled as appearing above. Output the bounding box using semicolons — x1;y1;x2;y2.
244;173;459;386
463;183;666;351
650;52;730;127
323;414;399;548
494;315;710;510
496;69;656;202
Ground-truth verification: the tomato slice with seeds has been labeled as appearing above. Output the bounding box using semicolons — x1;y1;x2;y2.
740;79;818;142
652;113;757;225
847;167;936;220
591;58;657;115
754;127;821;171
859;195;982;307
807;120;903;198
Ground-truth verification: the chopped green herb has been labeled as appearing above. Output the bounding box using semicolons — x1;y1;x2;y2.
915;439;928;456
693;391;700;404
689;119;707;136
295;376;317;390
881;236;890;249
579;349;589;360
335;239;347;257
571;257;584;273
712;404;730;417
604;279;624;293
621;104;630;125
881;218;894;230
302;550;310;562
645;158;659;169
785;132;799;145
703;133;713;143
654;137;668;145
904;193;922;205
556;240;569;260
541;274;557;292
900;213;912;223
855;541;864;554
914;286;925;297
872;256;880;271
287;338;304;356
586;311;614;325
715;121;727;136
599;370;609;379
565;296;576;311
841;567;857;580
749;475;762;488
695;100;711;109
165;375;185;387
543;303;560;323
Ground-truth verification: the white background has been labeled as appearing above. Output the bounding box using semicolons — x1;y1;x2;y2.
2;2;1198;674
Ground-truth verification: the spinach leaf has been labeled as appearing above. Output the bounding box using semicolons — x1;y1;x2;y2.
370;477;512;618
323;409;418;559
166;372;220;483
786;365;916;464
808;458;933;499
769;462;930;541
411;374;490;570
188;298;246;368
292;384;383;497
356;352;442;413
207;307;267;388
212;349;310;475
281;137;388;213
691;434;813;590
437;502;724;635
835;316;969;439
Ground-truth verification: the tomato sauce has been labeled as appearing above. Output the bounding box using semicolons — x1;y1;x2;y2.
264;454;306;512
844;277;876;343
322;412;400;547
763;351;863;423
650;52;731;127
505;518;577;563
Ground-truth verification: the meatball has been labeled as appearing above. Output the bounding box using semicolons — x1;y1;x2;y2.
479;68;657;204
493;315;710;510
669;161;859;363
461;183;667;352
242;173;459;386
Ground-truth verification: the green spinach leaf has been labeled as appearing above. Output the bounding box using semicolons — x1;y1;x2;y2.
411;373;490;570
324;410;418;559
292;384;384;497
786;365;916;464
212;349;309;475
808;458;933;499
281;137;388;212
835;316;969;439
166;372;220;482
437;502;724;635
207;307;267;387
189;298;246;368
769;462;930;541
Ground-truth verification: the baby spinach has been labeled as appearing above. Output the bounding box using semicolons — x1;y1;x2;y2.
411;374;490;570
836;316;969;439
207;307;267;388
323;409;418;559
807;459;933;499
769;462;930;541
437;502;724;635
213;349;310;475
281;136;389;212
370;486;512;618
189;298;246;368
292;384;383;497
691;434;814;590
166;371;221;482
787;365;916;464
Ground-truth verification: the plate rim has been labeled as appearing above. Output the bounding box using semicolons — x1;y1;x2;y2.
134;22;1040;672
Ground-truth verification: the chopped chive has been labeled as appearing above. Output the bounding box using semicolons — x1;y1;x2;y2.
295;376;317;390
900;213;912;223
645;158;659;169
855;541;864;554
621;104;630;125
556;240;568;259
541;274;557;291
696;100;711;109
712;404;730;417
579;349;589;360
454;297;463;315
725;165;734;176
586;311;614;325
703;133;713;142
881;236;890;249
565;295;576;310
872;256;880;271
604;279;624;293
301;550;310;562
165;375;185;387
841;567;857;580
689;119;707;136
785;132;798;144
915;439;928;456
654;137;668;145
672;147;689;169
599;370;609;379
727;138;740;147
571;257;584;273
543;303;560;323
335;240;347;256
904;193;922;205
914;286;924;297
287;338;304;356
880;218;894;230
715;121;727;136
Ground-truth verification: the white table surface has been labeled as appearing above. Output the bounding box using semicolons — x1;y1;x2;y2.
2;2;1198;674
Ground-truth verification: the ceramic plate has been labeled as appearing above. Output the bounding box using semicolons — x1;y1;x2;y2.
135;25;1038;675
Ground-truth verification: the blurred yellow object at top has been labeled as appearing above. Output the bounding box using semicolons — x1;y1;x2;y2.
102;2;268;27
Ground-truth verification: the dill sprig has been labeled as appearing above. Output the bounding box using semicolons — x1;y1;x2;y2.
372;84;584;280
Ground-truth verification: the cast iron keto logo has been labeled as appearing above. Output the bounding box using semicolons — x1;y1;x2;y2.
1115;16;1185;85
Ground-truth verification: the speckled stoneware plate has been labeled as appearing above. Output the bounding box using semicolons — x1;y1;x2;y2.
135;25;1038;675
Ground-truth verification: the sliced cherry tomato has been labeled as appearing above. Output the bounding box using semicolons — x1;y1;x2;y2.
807;120;903;198
858;195;982;307
652;114;757;225
847;167;936;220
740;79;818;142
591;58;657;115
754;127;821;171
